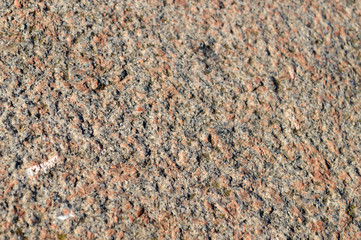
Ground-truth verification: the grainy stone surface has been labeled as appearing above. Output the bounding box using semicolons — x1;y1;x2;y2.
1;0;361;239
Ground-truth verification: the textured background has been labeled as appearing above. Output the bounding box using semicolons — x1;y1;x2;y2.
1;0;361;239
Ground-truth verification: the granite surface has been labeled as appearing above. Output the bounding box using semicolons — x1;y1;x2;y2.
1;0;361;239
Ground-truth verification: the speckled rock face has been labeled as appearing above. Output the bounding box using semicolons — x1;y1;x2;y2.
1;0;361;239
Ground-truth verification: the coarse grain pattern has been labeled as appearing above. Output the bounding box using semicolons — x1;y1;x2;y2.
1;0;361;239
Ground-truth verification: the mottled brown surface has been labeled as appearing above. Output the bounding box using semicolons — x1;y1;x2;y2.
1;0;361;239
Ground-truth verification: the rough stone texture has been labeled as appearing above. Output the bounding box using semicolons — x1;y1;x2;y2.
1;0;361;239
